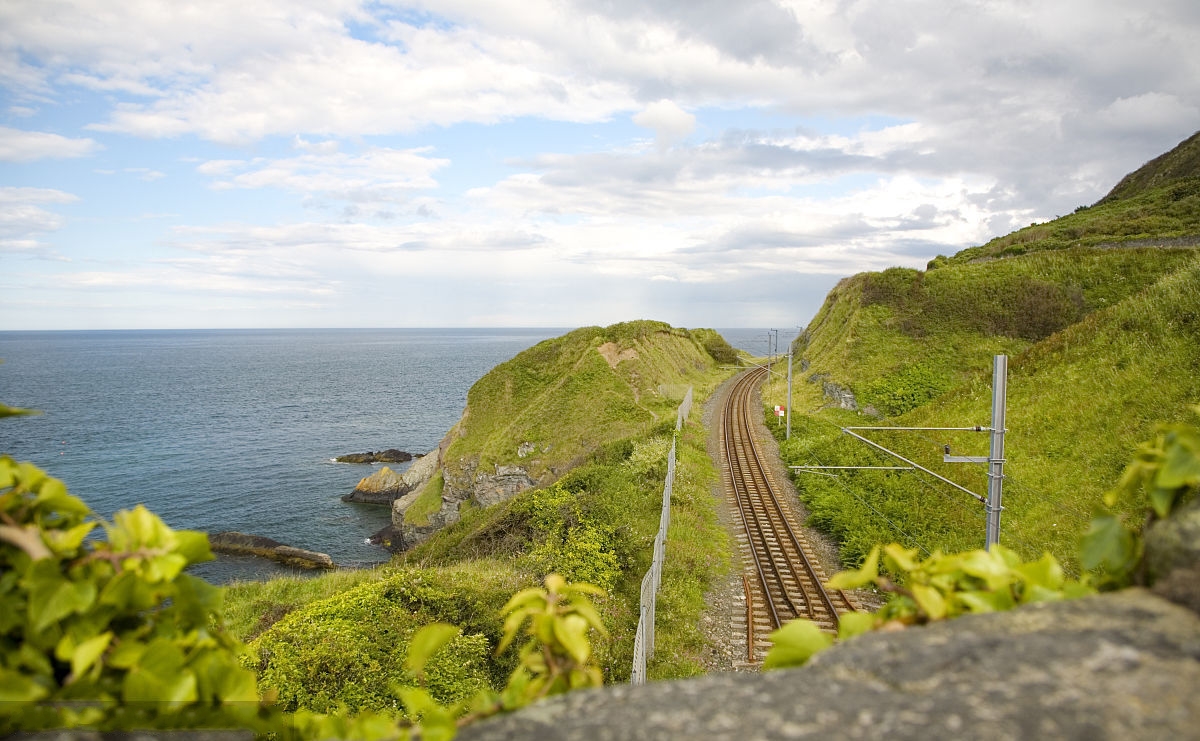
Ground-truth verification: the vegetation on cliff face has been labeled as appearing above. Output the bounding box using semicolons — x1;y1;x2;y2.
222;320;737;712
441;320;730;493
766;130;1200;572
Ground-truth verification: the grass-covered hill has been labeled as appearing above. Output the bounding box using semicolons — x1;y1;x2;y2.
764;130;1200;571
442;321;733;489
222;321;739;713
397;321;737;534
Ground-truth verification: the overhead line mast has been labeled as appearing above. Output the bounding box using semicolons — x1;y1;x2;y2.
791;355;1009;551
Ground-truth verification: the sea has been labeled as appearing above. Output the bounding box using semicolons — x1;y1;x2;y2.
0;327;768;584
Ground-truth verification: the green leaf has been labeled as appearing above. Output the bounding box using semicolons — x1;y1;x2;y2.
70;631;113;680
1148;487;1178;520
562;581;605;597
836;611;876;641
762;619;834;670
955;590;1014;613
497;607;535;655
122;639;197;708
827;545;880;590
1014;553;1064;591
0;667;50;702
0;403;41;418
544;573;566;595
565;597;608;637
143;553;187;583
404;623;461;676
910;583;948;620
552;614;591;665
107;638;147;669
172;529;214;565
1080;511;1136;575
395;685;439;718
500;587;545;615
44;521;96;555
217;666;260;704
959;549;1014;591
882;543;921;573
28;565;97;633
1156;430;1200;490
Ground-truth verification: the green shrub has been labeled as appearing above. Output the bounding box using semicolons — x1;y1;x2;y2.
859;363;950;416
516;482;623;593
0;456;263;734
254;611;490;714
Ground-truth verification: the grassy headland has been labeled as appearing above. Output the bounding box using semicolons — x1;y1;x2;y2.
223;321;739;711
763;131;1200;572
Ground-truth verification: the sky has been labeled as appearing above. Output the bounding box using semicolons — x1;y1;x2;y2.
1;1;1198;331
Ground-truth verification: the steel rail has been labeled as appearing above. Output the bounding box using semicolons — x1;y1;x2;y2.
722;367;853;653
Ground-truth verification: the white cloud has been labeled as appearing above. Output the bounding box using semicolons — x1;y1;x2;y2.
197;142;449;206
1095;92;1200;135
0;126;99;161
0;186;77;252
633;99;696;150
2;0;1199;328
124;167;165;181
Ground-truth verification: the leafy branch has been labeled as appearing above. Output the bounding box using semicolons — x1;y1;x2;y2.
765;407;1200;670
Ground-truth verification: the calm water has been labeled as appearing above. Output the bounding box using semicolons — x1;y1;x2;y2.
0;329;561;582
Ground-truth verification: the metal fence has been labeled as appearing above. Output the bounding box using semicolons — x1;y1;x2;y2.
630;386;692;685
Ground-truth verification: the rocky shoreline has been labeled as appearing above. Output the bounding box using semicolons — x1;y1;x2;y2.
334;448;413;464
208;531;336;570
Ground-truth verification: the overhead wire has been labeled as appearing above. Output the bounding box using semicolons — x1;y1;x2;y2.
798;444;933;557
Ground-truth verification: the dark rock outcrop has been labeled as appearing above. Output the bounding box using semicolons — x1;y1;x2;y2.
208;531;335;570
347;451;440;506
335;449;413;464
367;523;406;553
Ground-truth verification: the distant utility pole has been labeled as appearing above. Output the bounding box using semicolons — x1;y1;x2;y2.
786;342;793;440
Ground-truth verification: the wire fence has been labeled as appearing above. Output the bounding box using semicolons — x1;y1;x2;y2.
630;386;692;685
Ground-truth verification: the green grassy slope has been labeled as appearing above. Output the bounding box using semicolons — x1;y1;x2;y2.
945;131;1200;264
443;320;732;488
222;321;738;707
768;131;1200;572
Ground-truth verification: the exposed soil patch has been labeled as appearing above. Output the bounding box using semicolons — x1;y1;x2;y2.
597;342;638;368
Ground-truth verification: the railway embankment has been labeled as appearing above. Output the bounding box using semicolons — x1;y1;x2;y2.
467;496;1200;739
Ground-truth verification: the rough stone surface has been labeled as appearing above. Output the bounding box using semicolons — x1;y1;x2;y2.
342;465;409;504
1147;496;1200;614
349;452;439;505
461;590;1200;741
1146;497;1200;583
821;380;858;410
335;448;413;464
208;531;335;570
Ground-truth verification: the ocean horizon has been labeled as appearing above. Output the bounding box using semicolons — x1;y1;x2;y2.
0;326;771;583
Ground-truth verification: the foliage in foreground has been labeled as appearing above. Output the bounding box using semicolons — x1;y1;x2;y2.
764;410;1200;669
0;451;608;739
0;454;262;733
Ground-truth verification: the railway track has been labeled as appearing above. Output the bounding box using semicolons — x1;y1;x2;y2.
721;366;855;663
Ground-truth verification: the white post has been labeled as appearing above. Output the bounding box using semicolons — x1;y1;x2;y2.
985;355;1007;551
786;345;793;440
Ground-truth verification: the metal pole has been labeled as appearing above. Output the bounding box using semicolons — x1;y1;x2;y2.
786;344;793;440
985;355;1008;551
